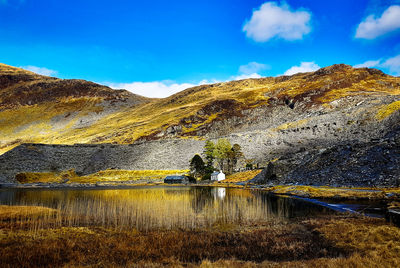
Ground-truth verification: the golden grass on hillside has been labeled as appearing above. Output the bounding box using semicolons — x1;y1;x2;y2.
224;170;262;183
1;64;400;154
376;100;400;120
274;118;309;131
15;169;78;184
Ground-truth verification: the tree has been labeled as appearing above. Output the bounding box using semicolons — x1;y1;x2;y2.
189;154;205;179
203;140;215;168
227;143;244;173
200;139;244;176
213;138;232;172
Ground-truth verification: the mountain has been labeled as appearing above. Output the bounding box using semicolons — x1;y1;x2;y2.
0;63;150;153
0;63;399;185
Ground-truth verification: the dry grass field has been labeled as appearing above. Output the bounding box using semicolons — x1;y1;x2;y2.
1;204;399;267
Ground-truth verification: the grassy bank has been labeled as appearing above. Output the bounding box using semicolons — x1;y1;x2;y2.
15;169;189;184
1;205;400;267
264;185;400;200
12;169;400;202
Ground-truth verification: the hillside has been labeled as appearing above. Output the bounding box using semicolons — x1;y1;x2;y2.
0;63;150;153
0;63;399;156
0;63;400;185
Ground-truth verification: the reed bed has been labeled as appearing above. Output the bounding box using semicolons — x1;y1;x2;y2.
1;187;300;231
2;187;400;267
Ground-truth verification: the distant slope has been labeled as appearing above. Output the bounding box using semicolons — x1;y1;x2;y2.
0;63;399;156
0;63;151;153
0;63;148;108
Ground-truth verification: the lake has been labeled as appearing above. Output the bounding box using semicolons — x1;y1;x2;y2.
0;186;385;230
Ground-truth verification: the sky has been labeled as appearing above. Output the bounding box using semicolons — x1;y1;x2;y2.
1;0;400;97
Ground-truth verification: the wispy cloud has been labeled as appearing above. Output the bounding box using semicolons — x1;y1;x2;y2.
107;81;204;98
238;62;268;75
355;5;400;39
283;62;320;75
243;1;312;42
381;55;400;75
354;60;382;68
21;65;58;76
354;54;400;76
107;62;269;98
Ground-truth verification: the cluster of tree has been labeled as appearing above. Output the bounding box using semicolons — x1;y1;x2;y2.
189;138;244;180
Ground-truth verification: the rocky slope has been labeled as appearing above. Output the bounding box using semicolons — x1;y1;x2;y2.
0;63;399;185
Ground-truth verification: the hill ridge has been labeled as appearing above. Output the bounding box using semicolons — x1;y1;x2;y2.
0;63;399;155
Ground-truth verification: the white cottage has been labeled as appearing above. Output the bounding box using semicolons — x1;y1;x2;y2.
211;171;225;181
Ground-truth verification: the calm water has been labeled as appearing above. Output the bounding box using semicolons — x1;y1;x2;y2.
0;186;338;230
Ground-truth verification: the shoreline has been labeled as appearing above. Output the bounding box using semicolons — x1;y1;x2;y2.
2;181;400;200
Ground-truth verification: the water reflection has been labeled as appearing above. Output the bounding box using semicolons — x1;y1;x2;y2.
0;187;334;230
212;187;226;200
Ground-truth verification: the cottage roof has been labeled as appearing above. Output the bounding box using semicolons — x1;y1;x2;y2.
211;171;220;176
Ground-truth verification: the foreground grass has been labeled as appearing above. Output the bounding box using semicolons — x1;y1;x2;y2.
0;205;57;219
1;205;400;267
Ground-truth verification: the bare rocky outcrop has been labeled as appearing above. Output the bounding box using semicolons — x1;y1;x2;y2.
251;126;400;187
0;139;205;183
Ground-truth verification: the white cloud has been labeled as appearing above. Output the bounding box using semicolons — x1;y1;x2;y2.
353;54;400;76
232;61;268;80
381;54;400;75
243;2;311;42
232;73;262;80
21;65;58;76
238;62;268;75
108;81;201;98
355;5;400;39
354;60;381;68
108;62;269;98
283;62;320;75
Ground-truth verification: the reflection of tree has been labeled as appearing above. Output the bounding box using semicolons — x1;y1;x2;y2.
189;187;214;213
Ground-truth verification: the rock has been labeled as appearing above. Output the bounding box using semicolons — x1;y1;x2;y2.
250;163;277;184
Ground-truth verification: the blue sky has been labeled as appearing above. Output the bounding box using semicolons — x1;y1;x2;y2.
1;0;400;97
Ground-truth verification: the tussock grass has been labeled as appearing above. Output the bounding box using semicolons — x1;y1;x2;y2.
15;169;77;183
0;205;57;219
2;205;400;267
225;170;262;183
0;204;347;267
376;100;400;120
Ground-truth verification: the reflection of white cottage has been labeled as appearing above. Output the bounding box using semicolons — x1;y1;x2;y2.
211;171;225;181
212;187;226;199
